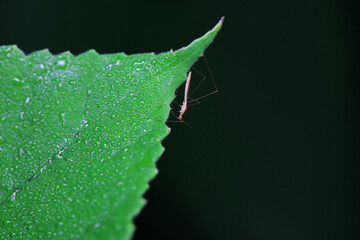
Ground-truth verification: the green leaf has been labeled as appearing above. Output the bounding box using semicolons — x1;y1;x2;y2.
0;18;223;239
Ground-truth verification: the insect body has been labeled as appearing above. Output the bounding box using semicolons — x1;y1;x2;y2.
178;71;192;120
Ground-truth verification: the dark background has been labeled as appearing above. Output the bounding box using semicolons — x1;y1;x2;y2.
1;0;358;239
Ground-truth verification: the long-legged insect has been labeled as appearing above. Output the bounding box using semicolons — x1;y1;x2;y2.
170;54;218;123
177;71;192;120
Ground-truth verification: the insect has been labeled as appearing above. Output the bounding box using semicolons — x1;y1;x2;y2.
177;71;192;121
170;54;218;123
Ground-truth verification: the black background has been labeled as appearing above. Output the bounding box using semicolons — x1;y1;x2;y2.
1;0;359;239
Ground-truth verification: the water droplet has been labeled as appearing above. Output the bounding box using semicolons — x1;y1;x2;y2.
60;113;66;126
57;60;66;66
13;77;23;87
10;189;20;201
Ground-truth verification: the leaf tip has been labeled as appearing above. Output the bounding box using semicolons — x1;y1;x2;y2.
217;16;225;29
